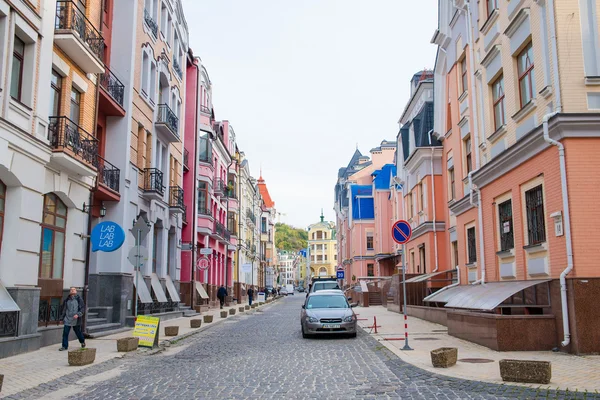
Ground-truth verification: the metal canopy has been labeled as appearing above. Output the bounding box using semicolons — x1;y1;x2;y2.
195;281;209;299
164;275;181;302
133;271;153;303
424;280;551;311
402;270;448;283
0;280;20;312
150;273;168;303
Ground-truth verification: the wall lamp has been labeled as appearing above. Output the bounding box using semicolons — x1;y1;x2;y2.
83;202;107;218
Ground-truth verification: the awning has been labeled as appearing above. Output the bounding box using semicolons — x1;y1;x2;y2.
424;279;551;311
402;270;448;283
150;273;168;303
133;271;153;303
164;275;181;302
0;280;20;312
195;281;209;299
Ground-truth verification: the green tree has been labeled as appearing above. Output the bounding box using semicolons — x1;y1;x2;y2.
275;223;308;252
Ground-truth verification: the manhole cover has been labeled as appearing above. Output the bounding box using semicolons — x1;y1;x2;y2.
413;337;440;341
459;358;495;363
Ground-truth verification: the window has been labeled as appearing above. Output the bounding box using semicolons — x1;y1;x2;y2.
460;57;468;94
492;75;505;130
261;217;267;233
160;3;167;35
367;263;374;277
141;52;149;95
464;138;472;174
316;230;323;239
518;42;535;108
419;246;426;274
452;241;459;268
0;181;5;252
10;36;25;101
366;234;374;250
149;62;157;103
486;0;498;17
419;182;424;211
49;70;62;117
410;251;415;272
70;88;81;123
498;199;514;251
408;191;414;218
197;181;208;214
39;194;67;280
467;227;477;264
152;226;158;273
449;167;456;200
525;185;546;245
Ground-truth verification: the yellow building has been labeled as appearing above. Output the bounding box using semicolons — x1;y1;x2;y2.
307;212;337;278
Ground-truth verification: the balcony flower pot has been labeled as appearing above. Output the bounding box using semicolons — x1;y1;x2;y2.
430;347;458;368
229;308;236;315
68;348;96;366
165;326;179;336
190;319;202;328
245;305;250;310
499;359;551;384
239;307;245;312
116;337;139;352
203;315;213;323
220;311;228;318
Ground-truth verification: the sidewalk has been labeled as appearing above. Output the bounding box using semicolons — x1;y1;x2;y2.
0;299;275;398
356;305;600;393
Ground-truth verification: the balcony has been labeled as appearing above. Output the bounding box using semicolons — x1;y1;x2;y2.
143;8;158;38
212;220;231;242
95;155;120;201
155;104;180;143
228;220;237;237
48;116;98;176
169;186;184;213
198;207;212;218
199;104;211;115
142;168;164;201
213;179;225;196
54;1;104;74
99;66;125;116
183;148;189;172
182;205;187;225
173;58;183;80
246;209;256;224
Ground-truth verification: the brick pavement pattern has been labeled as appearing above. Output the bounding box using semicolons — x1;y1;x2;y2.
3;296;600;400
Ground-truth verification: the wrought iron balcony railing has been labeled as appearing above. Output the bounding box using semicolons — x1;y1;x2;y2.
169;186;184;210
156;104;179;139
246;209;256;224
0;311;18;337
182;204;187;224
213;179;225;195
173;57;182;79
55;1;104;62
48;116;98;167
99;66;125;107
198;207;212;217
183;148;189;171
38;299;61;327
199;104;211;114
96;155;120;193
214;220;226;238
143;8;158;37
143;168;164;195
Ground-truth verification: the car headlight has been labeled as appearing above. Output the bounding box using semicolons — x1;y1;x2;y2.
343;316;355;322
307;317;318;323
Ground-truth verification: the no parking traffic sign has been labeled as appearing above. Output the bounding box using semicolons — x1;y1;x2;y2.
392;220;412;244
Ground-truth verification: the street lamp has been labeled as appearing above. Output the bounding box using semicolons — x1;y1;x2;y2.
83;202;106;217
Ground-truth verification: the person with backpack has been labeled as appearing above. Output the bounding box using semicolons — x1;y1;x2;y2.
217;285;227;309
247;287;254;305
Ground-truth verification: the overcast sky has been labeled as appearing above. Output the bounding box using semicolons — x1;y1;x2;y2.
182;0;437;229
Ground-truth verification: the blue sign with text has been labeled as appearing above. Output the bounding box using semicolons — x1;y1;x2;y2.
91;221;125;252
336;270;345;279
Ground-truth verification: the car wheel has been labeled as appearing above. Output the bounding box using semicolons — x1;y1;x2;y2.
302;326;310;339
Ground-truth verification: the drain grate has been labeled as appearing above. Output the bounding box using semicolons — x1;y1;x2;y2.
458;358;495;363
413;337;440;341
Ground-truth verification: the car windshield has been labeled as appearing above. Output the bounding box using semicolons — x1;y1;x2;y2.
306;295;348;309
313;282;340;292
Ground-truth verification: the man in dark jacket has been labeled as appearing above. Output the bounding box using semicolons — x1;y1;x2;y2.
59;287;86;351
217;285;227;309
247;287;254;306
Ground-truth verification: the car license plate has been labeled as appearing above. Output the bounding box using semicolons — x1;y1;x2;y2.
323;324;341;329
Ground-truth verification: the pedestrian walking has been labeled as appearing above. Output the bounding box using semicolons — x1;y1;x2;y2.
248;287;254;306
271;287;276;297
217;285;227;309
59;287;86;351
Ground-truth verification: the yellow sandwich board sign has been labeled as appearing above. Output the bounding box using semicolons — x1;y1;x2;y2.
133;315;160;348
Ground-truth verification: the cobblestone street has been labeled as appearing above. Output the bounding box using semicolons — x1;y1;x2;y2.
5;297;599;400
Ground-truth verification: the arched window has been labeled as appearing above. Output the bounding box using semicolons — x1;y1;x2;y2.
39;194;67;279
319;267;327;276
0;180;5;251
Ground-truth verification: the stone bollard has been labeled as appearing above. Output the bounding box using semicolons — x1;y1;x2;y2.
165;326;179;337
190;319;202;328
251;304;258;309
245;305;250;310
116;337;139;352
203;315;213;323
430;347;458;368
239;307;245;312
0;373;4;392
220;310;227;318
229;308;236;315
68;348;96;366
499;359;551;384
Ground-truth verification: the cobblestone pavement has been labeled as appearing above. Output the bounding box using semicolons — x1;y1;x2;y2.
5;296;600;400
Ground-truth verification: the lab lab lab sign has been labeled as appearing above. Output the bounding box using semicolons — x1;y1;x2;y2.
91;221;125;252
133;315;160;348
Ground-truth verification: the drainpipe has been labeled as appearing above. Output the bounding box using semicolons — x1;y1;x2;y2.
427;130;439;273
190;56;200;308
542;111;572;347
224;159;234;292
468;172;486;286
546;0;562;113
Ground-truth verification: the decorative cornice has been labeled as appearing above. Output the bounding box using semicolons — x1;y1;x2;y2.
512;100;536;123
411;222;446;240
480;9;500;35
504;8;530;38
449;192;478;216
481;45;501;68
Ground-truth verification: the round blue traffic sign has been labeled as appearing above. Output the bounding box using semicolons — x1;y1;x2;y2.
392;220;412;244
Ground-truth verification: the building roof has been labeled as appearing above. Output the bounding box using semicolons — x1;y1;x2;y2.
350;185;374;220
257;175;274;208
373;164;397;190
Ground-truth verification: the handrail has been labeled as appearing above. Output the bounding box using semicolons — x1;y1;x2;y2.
55;1;104;62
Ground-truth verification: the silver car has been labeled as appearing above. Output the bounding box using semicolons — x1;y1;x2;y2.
300;290;357;338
